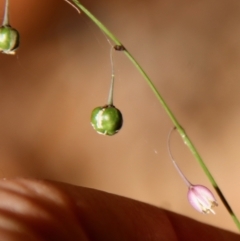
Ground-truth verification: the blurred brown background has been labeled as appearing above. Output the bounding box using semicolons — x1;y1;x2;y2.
0;0;239;233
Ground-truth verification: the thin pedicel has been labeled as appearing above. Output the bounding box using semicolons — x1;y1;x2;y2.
64;0;81;14
167;127;218;214
90;45;123;136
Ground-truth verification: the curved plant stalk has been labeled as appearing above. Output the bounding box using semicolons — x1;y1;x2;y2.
70;0;240;231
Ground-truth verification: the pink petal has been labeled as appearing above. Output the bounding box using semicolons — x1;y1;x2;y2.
187;185;218;214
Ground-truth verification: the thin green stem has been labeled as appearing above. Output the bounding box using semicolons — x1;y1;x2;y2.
3;0;9;26
71;0;240;231
107;47;114;106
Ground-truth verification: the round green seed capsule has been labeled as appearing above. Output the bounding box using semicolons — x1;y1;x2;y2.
91;105;123;136
0;25;19;54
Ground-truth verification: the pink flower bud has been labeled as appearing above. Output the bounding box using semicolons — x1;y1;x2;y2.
188;185;218;214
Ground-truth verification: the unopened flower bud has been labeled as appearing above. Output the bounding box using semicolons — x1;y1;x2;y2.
188;185;218;214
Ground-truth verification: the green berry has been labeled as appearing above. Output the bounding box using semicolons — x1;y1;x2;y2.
91;105;123;136
0;25;19;54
